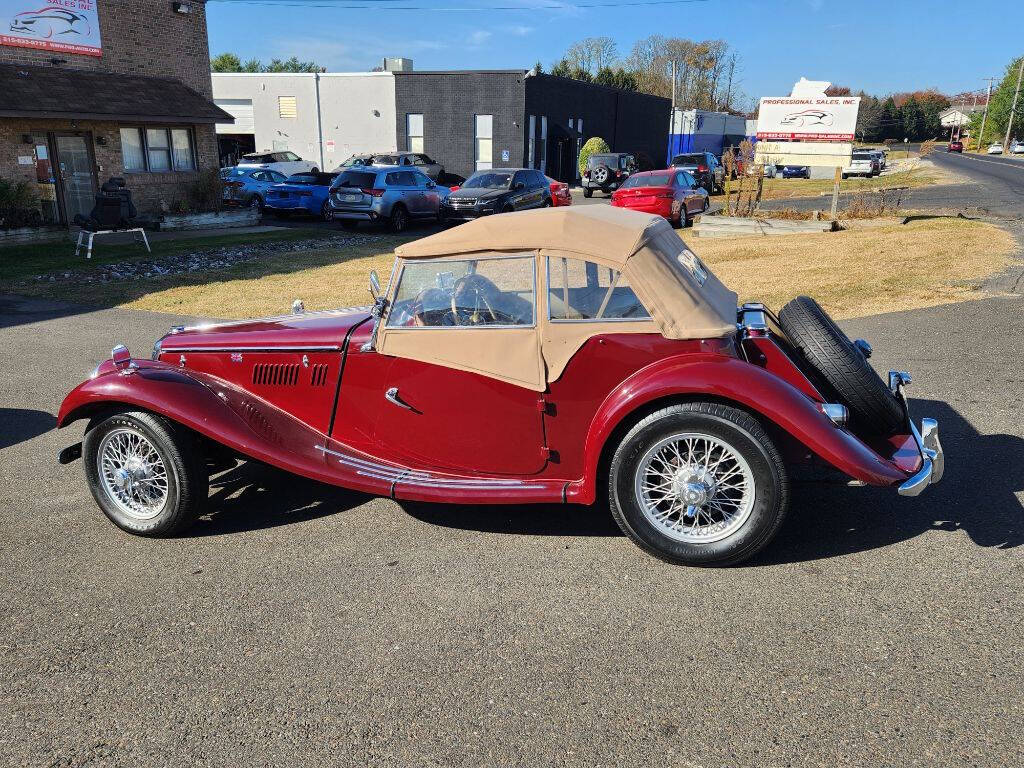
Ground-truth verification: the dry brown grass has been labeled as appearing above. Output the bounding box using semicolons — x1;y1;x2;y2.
688;217;1016;318
754;167;940;201
8;218;1015;323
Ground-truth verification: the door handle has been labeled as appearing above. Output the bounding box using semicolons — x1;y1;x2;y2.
385;387;413;410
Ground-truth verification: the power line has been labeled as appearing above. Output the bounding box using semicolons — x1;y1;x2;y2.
209;0;711;9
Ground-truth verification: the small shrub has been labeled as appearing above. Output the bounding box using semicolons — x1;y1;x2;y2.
578;136;611;176
0;178;42;229
184;168;225;214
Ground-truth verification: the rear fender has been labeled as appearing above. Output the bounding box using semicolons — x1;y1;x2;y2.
57;360;339;486
567;354;907;504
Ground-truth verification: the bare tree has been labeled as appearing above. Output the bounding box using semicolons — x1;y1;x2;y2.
564;37;619;76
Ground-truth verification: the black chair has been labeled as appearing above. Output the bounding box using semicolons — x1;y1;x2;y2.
74;178;150;259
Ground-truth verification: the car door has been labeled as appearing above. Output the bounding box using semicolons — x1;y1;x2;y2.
413;170;439;216
676;171;697;212
373;253;548;475
394;170;426;216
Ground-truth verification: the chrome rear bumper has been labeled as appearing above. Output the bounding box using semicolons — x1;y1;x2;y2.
890;370;945;496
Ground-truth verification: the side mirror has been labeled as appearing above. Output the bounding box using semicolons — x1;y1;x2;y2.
369;270;381;300
426;181;436;189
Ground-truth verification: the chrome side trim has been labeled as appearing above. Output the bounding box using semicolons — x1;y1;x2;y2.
314;444;530;489
159;345;343;353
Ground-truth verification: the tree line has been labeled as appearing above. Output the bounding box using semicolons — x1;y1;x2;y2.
545;35;746;113
969;55;1023;146
211;52;323;73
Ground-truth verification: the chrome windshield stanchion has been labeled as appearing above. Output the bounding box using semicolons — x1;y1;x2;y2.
890;370;944;496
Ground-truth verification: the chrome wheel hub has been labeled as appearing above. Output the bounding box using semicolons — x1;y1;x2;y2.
97;428;169;520
634;433;755;544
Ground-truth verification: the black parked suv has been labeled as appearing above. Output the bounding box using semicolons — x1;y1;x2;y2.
582;153;637;197
442;168;551;223
670;151;725;194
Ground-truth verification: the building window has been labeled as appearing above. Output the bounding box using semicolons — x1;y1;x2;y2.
407;113;424;153
120;126;196;173
145;128;171;171
120;128;145;171
278;96;298;119
540;116;548;174
527;115;536;169
475;114;493;171
170;129;196;171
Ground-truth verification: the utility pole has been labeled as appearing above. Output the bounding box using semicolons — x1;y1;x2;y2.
978;77;997;151
1003;56;1024;151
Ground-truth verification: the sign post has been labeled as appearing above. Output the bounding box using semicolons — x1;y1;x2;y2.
830;168;841;219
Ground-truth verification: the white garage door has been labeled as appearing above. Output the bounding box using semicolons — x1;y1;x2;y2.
215;99;255;134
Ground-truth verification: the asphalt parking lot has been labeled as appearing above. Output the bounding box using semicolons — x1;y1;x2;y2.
2;289;1022;766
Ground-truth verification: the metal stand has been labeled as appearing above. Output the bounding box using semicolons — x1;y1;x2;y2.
75;228;151;259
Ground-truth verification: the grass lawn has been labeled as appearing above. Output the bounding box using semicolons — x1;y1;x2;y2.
695;217;1016;319
748;167;941;202
2;217;1014;322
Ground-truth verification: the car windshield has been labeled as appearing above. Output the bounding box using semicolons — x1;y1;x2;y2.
672;154;704;166
622;173;672;188
462;172;513;189
339;156;371;168
852;152;871;159
287;173;336;185
334;170;377;189
241;154;272;163
223;168;250;178
371;155;399;165
587;154;619;168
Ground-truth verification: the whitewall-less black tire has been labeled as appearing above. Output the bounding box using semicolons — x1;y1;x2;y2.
83;411;207;537
608;402;788;566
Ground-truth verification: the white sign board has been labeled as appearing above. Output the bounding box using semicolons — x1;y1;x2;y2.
755;141;853;168
757;96;860;141
1;1;102;57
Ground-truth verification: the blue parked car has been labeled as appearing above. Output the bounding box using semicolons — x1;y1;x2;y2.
264;172;339;220
781;165;810;179
221;167;287;211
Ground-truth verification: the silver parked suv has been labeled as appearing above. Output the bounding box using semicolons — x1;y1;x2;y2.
327;166;448;232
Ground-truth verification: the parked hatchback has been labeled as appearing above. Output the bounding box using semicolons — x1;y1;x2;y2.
610;169;709;228
221;167;287;211
328;166;445;232
670;152;725;194
582;153;637;197
441;169;551;223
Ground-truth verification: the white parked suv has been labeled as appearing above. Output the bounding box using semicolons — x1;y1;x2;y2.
986;143;1003;155
237;151;318;175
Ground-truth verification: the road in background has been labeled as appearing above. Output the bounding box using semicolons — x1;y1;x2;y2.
2;292;1022;766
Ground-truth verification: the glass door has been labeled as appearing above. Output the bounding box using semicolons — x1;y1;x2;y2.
54;134;97;224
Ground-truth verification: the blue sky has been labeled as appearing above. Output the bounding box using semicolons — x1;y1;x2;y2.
207;0;1019;104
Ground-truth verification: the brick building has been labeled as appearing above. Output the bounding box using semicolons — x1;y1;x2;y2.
0;0;229;225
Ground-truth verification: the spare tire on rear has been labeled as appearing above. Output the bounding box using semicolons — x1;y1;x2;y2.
778;296;905;436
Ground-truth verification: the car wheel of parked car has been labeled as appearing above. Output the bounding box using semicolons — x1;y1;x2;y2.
389;205;408;232
591;165;611;187
608;402;788;567
83;410;207;537
778;296;905;435
702;197;710;212
249;195;264;212
320;201;332;221
583;188;593;198
310;167;319;173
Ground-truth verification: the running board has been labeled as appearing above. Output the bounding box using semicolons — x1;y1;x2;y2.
314;444;567;504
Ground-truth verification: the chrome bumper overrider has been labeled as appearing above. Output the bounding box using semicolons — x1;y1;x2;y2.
890;371;945;497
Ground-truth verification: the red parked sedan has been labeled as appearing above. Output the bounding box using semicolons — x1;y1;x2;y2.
546;176;572;207
610;169;709;227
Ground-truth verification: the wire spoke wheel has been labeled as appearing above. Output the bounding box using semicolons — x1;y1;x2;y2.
97;428;169;521
633;432;755;544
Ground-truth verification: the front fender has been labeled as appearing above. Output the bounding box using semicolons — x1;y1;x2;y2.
57;360;340;487
567;354;908;504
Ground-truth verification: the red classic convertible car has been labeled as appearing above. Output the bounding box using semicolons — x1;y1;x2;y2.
57;207;943;566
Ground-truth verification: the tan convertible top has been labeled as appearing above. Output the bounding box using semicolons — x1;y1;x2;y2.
398;204;658;264
382;206;738;391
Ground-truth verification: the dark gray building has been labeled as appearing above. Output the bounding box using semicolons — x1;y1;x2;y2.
394;70;671;183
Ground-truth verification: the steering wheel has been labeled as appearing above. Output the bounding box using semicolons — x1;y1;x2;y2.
448;273;515;326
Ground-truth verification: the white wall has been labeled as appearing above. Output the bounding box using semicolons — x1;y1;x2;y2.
319;73;397;166
212;72;397;169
